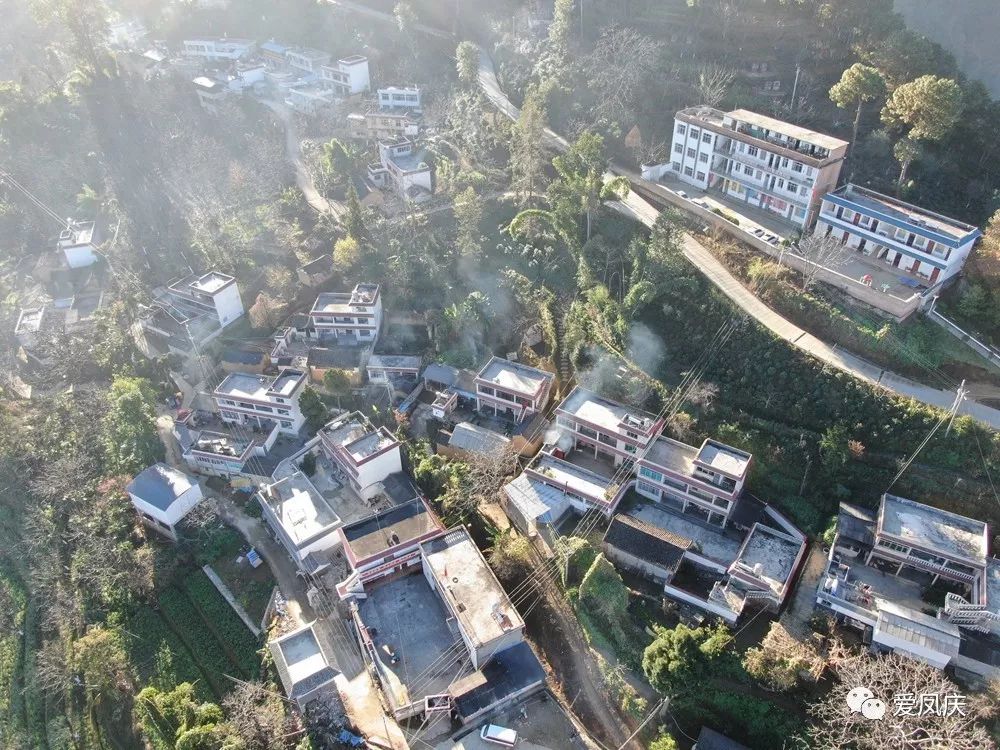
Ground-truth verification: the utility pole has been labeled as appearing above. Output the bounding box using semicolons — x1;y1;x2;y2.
790;64;802;111
945;379;967;436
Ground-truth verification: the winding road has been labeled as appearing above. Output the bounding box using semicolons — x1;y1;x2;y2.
262;98;343;218
475;50;1000;429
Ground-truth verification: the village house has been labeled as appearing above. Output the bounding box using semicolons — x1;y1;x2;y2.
308;283;382;345
377;86;422;110
815;183;982;286
57;219;100;269
317;411;402;500
220;347;270;375
320;54;370;96
175;410;284;480
296;255;335;287
636;436;753;528
554;386;665;469
182;37;256;61
142;271;244;351
193;76;227;111
348;109;421;142
258;470;343;573
367;138;433;202
817;494;1000;679
214;367;308;434
268;622;340;708
474;356;554;422
285;46;331;74
365;354;421;389
346;525;544;725
127;463;204;540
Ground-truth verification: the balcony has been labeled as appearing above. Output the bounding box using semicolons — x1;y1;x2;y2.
712;168;810;211
721;148;816;188
819;212;951;268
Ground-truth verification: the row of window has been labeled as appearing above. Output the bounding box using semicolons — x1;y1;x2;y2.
676;123;713;144
638;466;730;508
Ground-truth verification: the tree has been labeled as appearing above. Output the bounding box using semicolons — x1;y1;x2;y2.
893;137;922;194
882;75;963;142
642;622;731;696
248;291;284;330
222;679;288;750
973;208;1000;278
454;186;484;261
323;369;352;409
299;387;328;431
695;63;736;109
585;26;662;125
333;235;361;271
344;183;366;240
578;553;628;623
806;646;993;749
510;90;548;205
819;423;853;473
72;626;134;701
511;132;629;249
649;733;679;750
829;63;885;147
102;376;164;476
743;622;822;691
455;41;478;86
797;232;852;291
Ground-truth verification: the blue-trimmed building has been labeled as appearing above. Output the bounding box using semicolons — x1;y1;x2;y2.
816;184;981;285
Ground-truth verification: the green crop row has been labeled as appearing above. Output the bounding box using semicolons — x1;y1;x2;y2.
182;572;261;679
157;587;236;695
120;606;210;701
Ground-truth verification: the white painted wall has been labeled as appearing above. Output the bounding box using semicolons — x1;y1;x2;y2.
213;282;244;327
129;483;204;528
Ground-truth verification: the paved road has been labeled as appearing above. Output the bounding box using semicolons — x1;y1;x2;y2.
262;99;343;218
475;51;1000;430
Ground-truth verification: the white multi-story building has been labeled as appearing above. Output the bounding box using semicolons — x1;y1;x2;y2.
308;283;382;345
57;219;99;269
285;46;331;74
815;184;982;286
165;271;245;329
213;367;308;434
258;471;343;573
636;437;752;528
554;386;665;468
377;86;421;110
320;55;370;96
664;107;849;229
182;37;256;60
193;76;227;111
318;411;402;500
473;356;554;422
367;139;432;201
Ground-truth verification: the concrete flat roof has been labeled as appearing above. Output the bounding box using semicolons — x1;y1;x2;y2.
879;494;987;563
530;453;611;503
642;436;699;475
829;184;979;241
476;356;553;396
261;472;341;545
557;386;659;436
216;369;302;400
732;523;801;596
342;499;440;562
726;108;849;151
696;440;751;479
421;527;523;648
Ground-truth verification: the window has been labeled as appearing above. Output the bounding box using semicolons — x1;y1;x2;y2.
674;143;683;153
755;169;762;179
578;425;598;439
636;480;660;497
698;152;708;163
788;181;798;192
791;161;803;173
687;148;696;158
662;476;687;492
624;444;636;454
781;157;789;167
684;167;694;176
676;123;686;135
877;538;909;554
690;128;700;139
696;171;706;181
671;162;681;171
702;132;712;144
747;145;758;157
639;466;663;483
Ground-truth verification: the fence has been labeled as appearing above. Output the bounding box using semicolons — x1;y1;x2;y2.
927;308;1000;369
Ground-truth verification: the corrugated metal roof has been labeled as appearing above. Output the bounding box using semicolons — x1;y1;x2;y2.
127;463;197;511
449;422;510;454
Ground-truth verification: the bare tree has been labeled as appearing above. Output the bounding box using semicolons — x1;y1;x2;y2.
695;63;736;109
806;646;994;750
585;26;662;125
222;680;290;750
248;292;285;330
796;232;853;291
